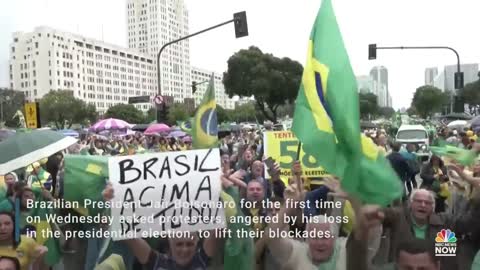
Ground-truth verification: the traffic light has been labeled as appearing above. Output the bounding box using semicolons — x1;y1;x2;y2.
161;104;169;122
453;96;464;113
156;104;169;123
454;72;464;89
192;81;197;94
233;11;248;38
368;44;377;60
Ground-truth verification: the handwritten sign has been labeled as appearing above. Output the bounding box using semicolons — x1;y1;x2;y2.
108;148;225;240
263;131;329;183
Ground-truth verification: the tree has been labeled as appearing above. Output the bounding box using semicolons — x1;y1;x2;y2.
228;103;257;123
0;88;25;128
223;46;303;123
105;103;144;124
40;90;98;129
459;78;480;112
359;93;379;119
145;107;157;123
411;85;448;118
277;102;294;119
406;107;416;116
378;107;395;119
216;105;230;124
167;103;189;124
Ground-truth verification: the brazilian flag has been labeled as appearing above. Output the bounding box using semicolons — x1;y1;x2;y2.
64;155;109;216
178;119;192;134
192;74;218;149
291;0;402;206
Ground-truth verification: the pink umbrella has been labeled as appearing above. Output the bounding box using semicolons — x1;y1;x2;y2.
90;118;133;132
144;123;170;135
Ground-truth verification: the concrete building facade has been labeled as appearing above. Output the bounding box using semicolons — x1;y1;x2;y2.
433;64;479;92
9;26;157;115
191;67;235;110
126;0;191;103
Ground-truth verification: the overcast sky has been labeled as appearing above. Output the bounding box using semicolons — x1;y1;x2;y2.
1;0;479;109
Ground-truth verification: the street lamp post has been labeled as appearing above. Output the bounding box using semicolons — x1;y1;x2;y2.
368;44;463;113
156;12;248;123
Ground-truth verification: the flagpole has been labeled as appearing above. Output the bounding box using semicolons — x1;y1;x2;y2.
296;142;302;160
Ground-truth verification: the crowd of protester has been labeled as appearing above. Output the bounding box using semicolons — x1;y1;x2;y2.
1;125;480;270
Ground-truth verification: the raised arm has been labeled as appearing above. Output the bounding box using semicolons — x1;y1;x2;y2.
125;238;152;264
265;164;305;260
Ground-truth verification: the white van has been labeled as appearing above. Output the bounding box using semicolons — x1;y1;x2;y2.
396;125;430;161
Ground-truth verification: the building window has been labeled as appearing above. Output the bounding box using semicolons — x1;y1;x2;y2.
34;89;37;96
11;47;15;53
33;70;36;77
35;42;38;49
32;61;35;68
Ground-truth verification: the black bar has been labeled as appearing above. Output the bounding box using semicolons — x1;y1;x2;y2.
376;46;461;73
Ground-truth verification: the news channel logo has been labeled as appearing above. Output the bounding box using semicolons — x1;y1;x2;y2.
435;229;457;257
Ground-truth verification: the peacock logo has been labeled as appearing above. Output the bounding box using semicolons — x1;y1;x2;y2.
435;229;457;257
435;229;457;243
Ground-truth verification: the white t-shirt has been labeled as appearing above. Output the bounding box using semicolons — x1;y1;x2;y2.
280;237;347;270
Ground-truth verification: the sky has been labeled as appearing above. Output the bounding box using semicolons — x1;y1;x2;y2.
0;0;479;109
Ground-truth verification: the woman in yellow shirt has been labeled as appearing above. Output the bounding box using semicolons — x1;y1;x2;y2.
0;212;47;270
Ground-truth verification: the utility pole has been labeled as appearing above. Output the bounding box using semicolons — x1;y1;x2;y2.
368;44;463;114
156;12;248;123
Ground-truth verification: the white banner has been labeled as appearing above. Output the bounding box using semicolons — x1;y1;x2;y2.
108;148;225;240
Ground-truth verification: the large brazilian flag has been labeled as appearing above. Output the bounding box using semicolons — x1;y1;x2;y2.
291;0;401;206
192;74;218;149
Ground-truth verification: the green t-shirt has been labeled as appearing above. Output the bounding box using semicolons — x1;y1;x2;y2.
411;217;427;239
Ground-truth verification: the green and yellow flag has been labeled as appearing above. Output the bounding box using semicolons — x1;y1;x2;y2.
292;0;402;206
192;74;218;149
64;155;109;216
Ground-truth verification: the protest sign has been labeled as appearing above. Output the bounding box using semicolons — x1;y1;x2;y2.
108;148;225;240
263;131;329;183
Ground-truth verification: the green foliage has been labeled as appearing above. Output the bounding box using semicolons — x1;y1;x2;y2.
378;107;395;119
226;103;257;123
40;90;97;129
459;79;480;105
406;107;416;116
359;93;379;119
216;105;230;124
167;103;189;124
105;103;144;124
411;85;448;118
223;46;303;122
146;107;157;123
0;88;25;128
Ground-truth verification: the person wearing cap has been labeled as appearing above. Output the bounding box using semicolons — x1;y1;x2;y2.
26;162;51;191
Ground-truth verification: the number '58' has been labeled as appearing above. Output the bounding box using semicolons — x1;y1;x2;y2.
279;140;319;169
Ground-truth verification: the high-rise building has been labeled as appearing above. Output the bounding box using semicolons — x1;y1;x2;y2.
425;67;438;85
126;0;191;103
9;26;157;115
369;66;390;107
433;64;479;92
191;67;235;110
356;75;373;94
370;66;388;90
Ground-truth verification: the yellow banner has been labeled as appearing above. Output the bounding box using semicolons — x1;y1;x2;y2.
24;102;38;129
263;131;329;183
